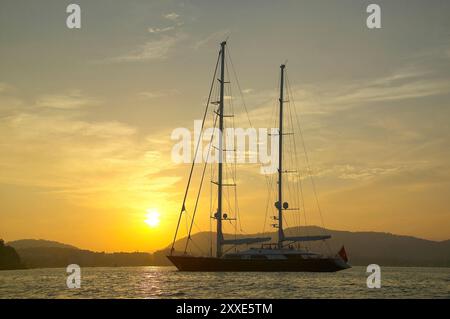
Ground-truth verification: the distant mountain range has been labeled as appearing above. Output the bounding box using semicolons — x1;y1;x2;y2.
153;226;450;267
7;239;78;250
7;239;152;269
5;227;450;269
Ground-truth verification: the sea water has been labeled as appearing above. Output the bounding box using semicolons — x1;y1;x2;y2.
0;266;448;298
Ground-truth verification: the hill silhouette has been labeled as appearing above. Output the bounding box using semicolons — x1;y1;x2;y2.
7;239;78;250
7;239;152;268
153;226;450;267
5;227;450;269
0;239;24;270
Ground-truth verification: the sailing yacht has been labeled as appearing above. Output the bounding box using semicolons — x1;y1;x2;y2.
167;41;350;272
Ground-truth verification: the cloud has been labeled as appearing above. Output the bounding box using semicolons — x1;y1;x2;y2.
329;74;450;107
0;89;181;211
35;91;101;110
0;82;14;93
289;68;450;117
0;82;23;112
0;110;180;210
234;62;450;125
193;30;230;50
148;11;184;34
210;52;450;206
163;12;179;21
106;34;185;63
138;89;180;99
148;26;175;34
148;22;184;34
314;165;402;181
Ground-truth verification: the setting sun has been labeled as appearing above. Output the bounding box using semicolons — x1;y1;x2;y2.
144;210;160;228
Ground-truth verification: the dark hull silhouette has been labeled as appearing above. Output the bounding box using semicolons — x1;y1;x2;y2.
167;255;349;272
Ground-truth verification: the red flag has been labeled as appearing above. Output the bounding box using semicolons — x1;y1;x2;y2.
338;246;348;263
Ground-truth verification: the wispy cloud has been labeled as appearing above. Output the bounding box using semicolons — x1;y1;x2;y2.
236;63;450;124
0;82;23;113
148;26;175;34
0;88;181;210
193;30;230;50
163;12;179;21
138;89;180;99
0;110;179;210
148;21;184;34
315;165;402;181
106;34;185;63
0;82;14;93
329;73;450;107
35;90;101;110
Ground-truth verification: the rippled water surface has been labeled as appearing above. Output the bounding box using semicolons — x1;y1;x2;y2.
0;266;449;298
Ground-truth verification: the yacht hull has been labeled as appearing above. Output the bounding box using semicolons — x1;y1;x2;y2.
167;255;350;272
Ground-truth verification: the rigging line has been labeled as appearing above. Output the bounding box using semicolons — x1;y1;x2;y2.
226;50;246;234
184;209;189;237
184;209;205;235
291;111;306;237
282;214;290;240
223;245;240;255
229;71;240;232
184;112;219;254
185;71;222;253
170;51;220;254
290;146;303;234
262;174;272;234
285;72;310;240
286;74;331;254
230;53;271;236
188;234;208;256
265;157;280;229
286;74;326;229
229;66;244;233
284;99;295;209
209;159;213;256
209;132;215;257
224;58;232;219
286;72;305;235
209;165;213;256
286;88;302;236
262;152;277;234
262;154;276;234
262;75;282;234
298;167;309;235
227;46;254;129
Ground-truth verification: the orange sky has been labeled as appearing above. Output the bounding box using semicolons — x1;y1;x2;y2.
1;0;449;252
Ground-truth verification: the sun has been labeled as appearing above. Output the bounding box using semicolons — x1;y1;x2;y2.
144;209;160;228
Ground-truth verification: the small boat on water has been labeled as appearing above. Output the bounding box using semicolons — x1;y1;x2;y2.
168;41;350;272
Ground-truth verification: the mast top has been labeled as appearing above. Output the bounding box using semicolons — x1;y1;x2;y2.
280;64;286;69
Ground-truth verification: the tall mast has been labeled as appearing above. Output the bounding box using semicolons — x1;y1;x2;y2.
277;64;286;248
216;41;226;258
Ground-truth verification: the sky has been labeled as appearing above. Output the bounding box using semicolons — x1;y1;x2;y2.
1;0;449;252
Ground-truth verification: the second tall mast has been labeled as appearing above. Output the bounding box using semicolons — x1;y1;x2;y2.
216;41;226;258
277;64;286;248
